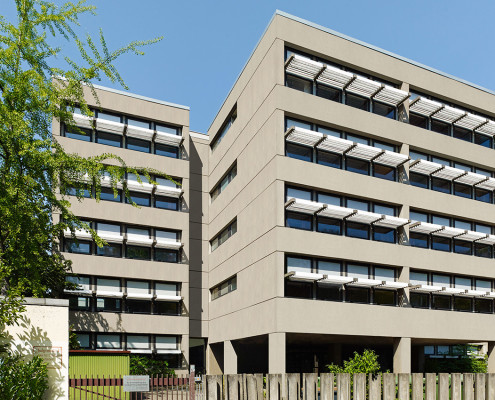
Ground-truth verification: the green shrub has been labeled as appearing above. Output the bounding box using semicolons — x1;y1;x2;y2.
0;354;48;399
327;349;382;374
130;355;176;376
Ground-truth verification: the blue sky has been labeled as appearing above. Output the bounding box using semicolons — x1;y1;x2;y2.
3;0;495;133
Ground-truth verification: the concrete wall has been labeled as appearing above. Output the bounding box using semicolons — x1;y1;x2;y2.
3;298;69;400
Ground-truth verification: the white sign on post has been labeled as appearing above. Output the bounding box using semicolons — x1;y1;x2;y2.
123;375;150;392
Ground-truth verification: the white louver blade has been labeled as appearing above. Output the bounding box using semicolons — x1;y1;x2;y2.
285;126;323;147
286;198;325;215
285;55;324;80
316;136;354;154
431;166;466;181
455;173;487;186
431;106;465;123
346;76;381;98
317;205;355;220
410;222;442;234
409;97;443;116
432;227;465;238
455;113;487;130
456;231;487;242
316;65;354;89
373;216;409;229
409;159;442;175
476;178;495;191
476;121;495;136
345;143;383;161
346;210;382;225
373;151;408;167
373;85;409;106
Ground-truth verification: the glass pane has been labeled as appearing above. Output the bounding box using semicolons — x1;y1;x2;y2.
65;240;91;254
453;240;472;255
410;211;428;223
127;118;150;129
286;143;312;162
317;217;341;235
374;268;395;281
317;151;341;168
155;144;179;159
453;127;472;142
432;295;451;310
373;164;395;181
410;233;429;248
347;264;369;279
316;284;341;301
453;183;472;199
474;243;492;259
475;224;491;235
346;134;369;145
346;222;369;239
373;141;395;152
373;226;395;243
285;118;312;131
126;300;151;314
454;220;471;230
347;199;369;211
345;93;369;111
285;281;312;298
431;157;450;166
100;188;121;202
374;289;395;305
373;204;395;216
453;162;471;172
411;293;429;308
454;297;472;312
431;178;451;194
126;137;151;153
409;151;428;161
96;244;122;258
373;102;395;119
154;249;179;263
475;298;493;313
475;168;492;177
431;236;451;252
431;215;450;226
317;193;341;206
346;287;369;303
65;127;92;142
97;112;121;123
432;274;450;286
476;280;491;291
431;119;451;136
126;246;151;260
287;257;311;273
156;124;180;135
155;196;179;211
410;173;429;189
286;212;312;230
409;113;428;129
475;188;492;203
96;298;121;312
475;132;492;148
96;132;122;148
317;127;341;138
316;85;342;102
125;192;151;207
286;75;312;94
454;277;471;290
318;260;341;275
410;272;428;285
287;187;312;201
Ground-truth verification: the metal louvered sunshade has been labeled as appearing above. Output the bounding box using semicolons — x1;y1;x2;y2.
476;178;495;191
316;136;354;154
348;278;382;287
285;55;324;80
379;281;408;290
431;226;465;238
320;275;354;285
477;235;495;245
431;106;465;123
285;198;325;215
476;121;495;136
374;216;409;229
410;284;443;293
456;231;487;242
288;271;324;282
73;113;94;129
409;159;443;175
318;205;355;220
455;172;488;186
346;76;381;98
431;166;466;181
155;185;183;198
409;97;443;116
345;143;383;161
316;65;354;89
373;85;409;106
126;125;154;141
373;151;409;167
410;222;442;234
155;132;183;146
96;118;125;135
455;113;487;130
346;210;383;225
285;126;323;147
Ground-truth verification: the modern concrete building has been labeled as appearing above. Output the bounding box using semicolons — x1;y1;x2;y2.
61;11;495;374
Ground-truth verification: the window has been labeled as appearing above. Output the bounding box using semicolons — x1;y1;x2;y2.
211;162;237;201
155;196;179;211
96;334;121;349
346;158;369;175
453;183;471;199
454;297;472;312
286;212;312;230
373;102;395;119
155;143;179;159
373;164;395;181
475;188;492;203
76;333;91;349
125;192;151;207
96;243;122;258
474;243;492;258
154;302;180;315
65;127;92;142
475;298;493;313
374;289;395;305
100;187;121;202
126;137;151;153
211;276;237;300
373;226;395;243
286;75;312;93
156;124;180;136
346;222;369;239
154;248;179;263
126;246;151;260
475;132;492;148
346;286;369;303
431;178;451;194
96;131;122;148
286;257;312;273
317;151;341;168
69;296;92;311
410;292;429;308
432;295;451;310
345;93;369;111
126;300;151;314
286;143;313;162
65;240;91;255
211;104;237;151
410;173;429;189
210;220;237;251
431;119;450;136
316;84;341;102
317;217;341;235
410;233;429;248
453;127;472;142
96;297;121;312
453;240;472;255
410;113;428;129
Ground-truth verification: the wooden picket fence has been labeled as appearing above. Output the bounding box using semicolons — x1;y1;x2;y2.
205;373;495;400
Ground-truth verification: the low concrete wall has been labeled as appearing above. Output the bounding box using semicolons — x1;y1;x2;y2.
3;298;69;400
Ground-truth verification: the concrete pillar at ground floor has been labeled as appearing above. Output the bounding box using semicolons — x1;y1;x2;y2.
206;343;223;375
224;340;238;374
393;337;411;373
269;332;286;374
488;342;495;373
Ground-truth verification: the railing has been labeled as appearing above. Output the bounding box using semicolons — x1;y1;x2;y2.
206;373;495;400
69;373;204;400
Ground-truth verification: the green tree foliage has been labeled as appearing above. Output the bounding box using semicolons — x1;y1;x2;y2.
327;349;382;374
130;355;176;376
0;0;163;324
69;324;80;350
0;354;49;399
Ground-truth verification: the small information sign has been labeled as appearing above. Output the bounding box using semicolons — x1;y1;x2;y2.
123;375;150;392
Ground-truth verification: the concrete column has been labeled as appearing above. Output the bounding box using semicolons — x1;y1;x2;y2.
399;266;411;307
488;342;495;373
269;332;286;373
224;340;237;374
393;337;411;373
399;82;410;123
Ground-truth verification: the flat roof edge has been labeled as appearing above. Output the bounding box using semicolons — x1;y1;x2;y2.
92;83;190;110
275;10;495;97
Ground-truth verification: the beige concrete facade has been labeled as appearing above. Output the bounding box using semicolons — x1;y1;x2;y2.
60;11;495;375
205;12;495;373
